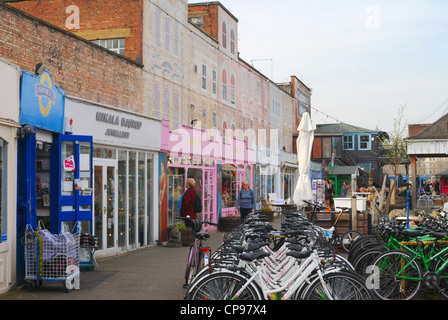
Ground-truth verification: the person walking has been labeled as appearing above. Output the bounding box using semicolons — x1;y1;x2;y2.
340;181;349;198
235;181;255;223
179;178;198;220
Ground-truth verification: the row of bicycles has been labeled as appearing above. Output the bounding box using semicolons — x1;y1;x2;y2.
347;209;448;300
180;209;375;300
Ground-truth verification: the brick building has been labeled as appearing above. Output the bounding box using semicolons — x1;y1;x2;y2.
0;2;161;292
0;0;313;292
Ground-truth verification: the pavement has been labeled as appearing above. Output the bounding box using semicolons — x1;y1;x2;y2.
0;215;443;302
0;218;250;301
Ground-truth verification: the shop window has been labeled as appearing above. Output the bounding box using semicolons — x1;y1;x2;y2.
0;139;6;242
36;141;52;229
118;150;127;250
222;164;236;208
146;153;154;244
168;167;185;226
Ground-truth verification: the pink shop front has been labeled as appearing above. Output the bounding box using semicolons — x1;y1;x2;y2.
160;120;254;235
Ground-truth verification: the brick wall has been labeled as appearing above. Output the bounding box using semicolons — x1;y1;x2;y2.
0;4;146;114
8;0;144;63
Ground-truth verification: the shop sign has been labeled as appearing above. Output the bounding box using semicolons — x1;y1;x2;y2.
20;70;65;133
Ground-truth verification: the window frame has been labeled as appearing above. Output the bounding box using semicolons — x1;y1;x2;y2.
343;134;354;150
358;134;371;150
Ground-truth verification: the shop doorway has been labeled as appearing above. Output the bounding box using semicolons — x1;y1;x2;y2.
93;159;118;257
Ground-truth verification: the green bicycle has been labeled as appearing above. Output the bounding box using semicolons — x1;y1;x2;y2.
371;229;448;300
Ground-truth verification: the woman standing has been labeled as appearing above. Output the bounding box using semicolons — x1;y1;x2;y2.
180;178;198;220
235;181;255;223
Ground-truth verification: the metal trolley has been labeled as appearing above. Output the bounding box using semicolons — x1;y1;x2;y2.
23;222;81;292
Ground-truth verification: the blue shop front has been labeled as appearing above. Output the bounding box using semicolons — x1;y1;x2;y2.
16;69;93;282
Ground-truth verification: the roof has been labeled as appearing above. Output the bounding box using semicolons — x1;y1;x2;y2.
314;123;375;135
436;168;448;176
407;113;448;140
329;166;359;176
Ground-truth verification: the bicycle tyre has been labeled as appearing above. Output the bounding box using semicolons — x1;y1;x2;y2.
372;250;422;300
352;246;386;277
340;230;362;253
187;271;262;300
347;236;382;263
433;251;448;299
302;271;374;300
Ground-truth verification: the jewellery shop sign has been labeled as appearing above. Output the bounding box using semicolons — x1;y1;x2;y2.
65;99;162;151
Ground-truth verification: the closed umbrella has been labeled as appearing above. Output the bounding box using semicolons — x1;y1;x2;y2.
293;112;314;206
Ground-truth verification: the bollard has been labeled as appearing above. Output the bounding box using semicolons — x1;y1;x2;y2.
351;196;357;231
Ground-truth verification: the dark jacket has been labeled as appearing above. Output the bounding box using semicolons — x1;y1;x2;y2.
180;187;197;220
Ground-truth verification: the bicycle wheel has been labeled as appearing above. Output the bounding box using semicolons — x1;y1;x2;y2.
352;246;385;277
372;250;422;300
347;235;382;263
433;251;448;299
302;271;373;300
187;271;262;300
340;230;362;253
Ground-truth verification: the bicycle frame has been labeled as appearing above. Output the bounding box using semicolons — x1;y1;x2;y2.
231;250;333;300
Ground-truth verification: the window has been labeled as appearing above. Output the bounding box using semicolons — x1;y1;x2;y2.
165;16;171;52
163;87;170;119
173;20;179;56
222;22;227;48
155;8;161;47
343;135;354;150
222;69;227;102
212;70;217;95
359;134;371;150
153;84;160;118
230;29;235;54
358;163;372;173
202;64;207;90
230;74;235;105
92;38;125;56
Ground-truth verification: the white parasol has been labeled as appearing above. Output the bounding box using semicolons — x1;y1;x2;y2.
293;112;314;206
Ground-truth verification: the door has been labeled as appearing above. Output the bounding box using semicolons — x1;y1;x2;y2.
236;165;246;193
203;169;216;230
94;159;118;256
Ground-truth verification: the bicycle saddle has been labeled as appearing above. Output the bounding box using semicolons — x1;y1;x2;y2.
195;231;210;240
239;250;270;261
286;249;311;259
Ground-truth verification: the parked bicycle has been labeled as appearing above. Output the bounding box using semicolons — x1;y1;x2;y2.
185;210;372;300
303;200;362;253
176;216;217;288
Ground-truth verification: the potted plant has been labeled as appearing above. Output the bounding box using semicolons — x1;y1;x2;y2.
177;222;194;246
260;206;274;222
219;212;241;232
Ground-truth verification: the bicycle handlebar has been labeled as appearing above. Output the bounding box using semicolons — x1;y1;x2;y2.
176;216;218;227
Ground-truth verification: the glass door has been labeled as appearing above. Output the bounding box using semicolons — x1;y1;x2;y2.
203;169;216;230
94;159;117;256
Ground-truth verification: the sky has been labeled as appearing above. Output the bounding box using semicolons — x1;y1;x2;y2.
189;0;448;135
